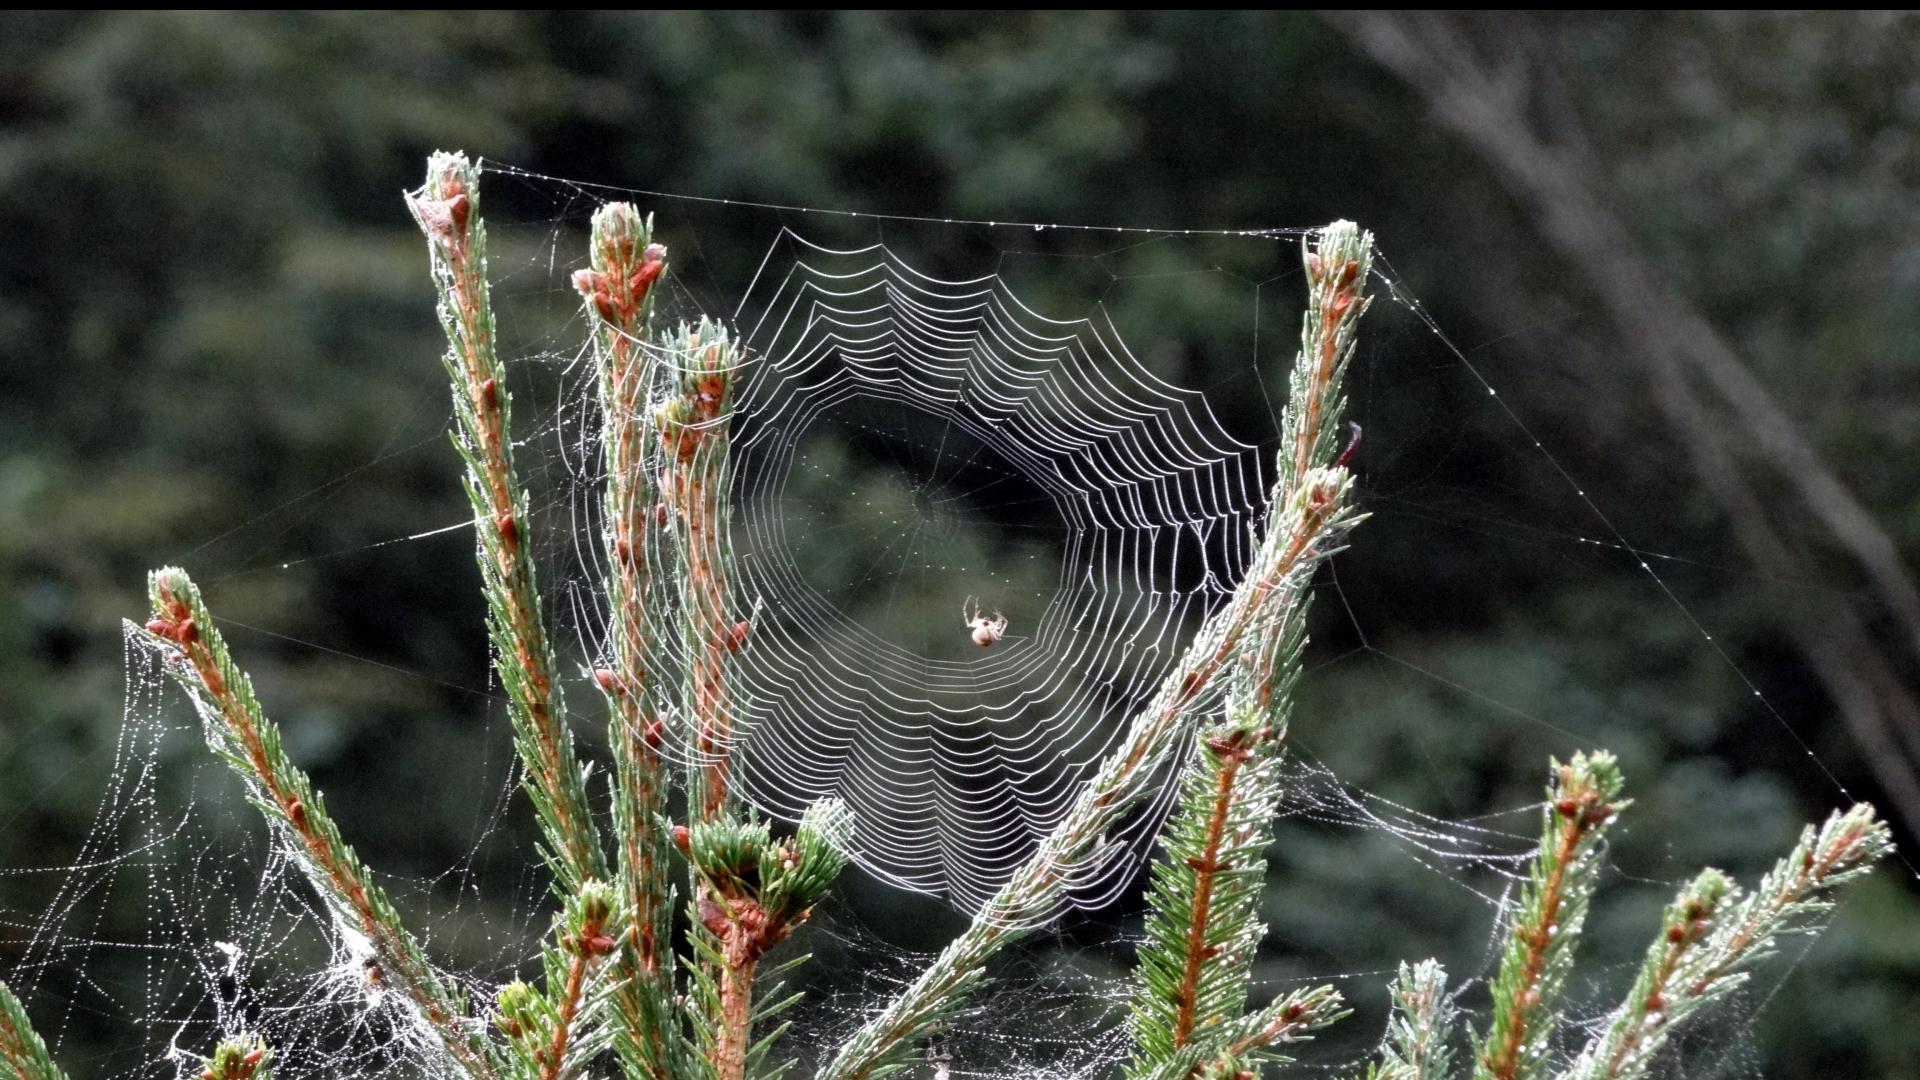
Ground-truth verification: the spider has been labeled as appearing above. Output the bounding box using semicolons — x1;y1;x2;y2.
963;597;1007;647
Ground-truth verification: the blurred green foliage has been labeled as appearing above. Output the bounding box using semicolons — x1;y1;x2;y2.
2;11;1916;1078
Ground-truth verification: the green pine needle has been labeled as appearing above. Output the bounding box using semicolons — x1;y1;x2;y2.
1473;751;1626;1080
407;150;608;894
0;981;70;1080
1557;804;1892;1080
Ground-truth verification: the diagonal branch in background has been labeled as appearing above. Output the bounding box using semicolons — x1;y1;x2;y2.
139;569;498;1080
1335;11;1920;837
1334;12;1920;668
1465;244;1920;834
575;203;683;1080
407;152;608;893
818;221;1376;1080
1636;330;1920;836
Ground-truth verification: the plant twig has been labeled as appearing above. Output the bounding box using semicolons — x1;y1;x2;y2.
1474;752;1625;1080
655;319;747;823
684;803;852;1080
141;569;497;1079
575;201;682;1080
652;318;769;1079
490;883;621;1080
1136;984;1348;1080
1554;870;1729;1080
1171;733;1258;1045
1358;960;1458;1080
1127;706;1297;1077
407;151;607;892
1557;804;1892;1080
1220;984;1350;1062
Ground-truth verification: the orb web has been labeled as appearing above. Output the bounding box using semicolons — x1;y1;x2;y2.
709;232;1271;908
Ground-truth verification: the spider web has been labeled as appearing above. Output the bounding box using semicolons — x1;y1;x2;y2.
0;167;1874;1079
682;229;1278;908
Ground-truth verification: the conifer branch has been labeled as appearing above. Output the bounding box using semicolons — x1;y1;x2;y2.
683;801;853;1080
1129;256;1357;1073
656;319;748;824
0;981;68;1080
406;151;607;892
1217;984;1350;1065
819;221;1377;1080
1356;960;1457;1080
1137;984;1348;1080
1557;804;1892;1080
1126;708;1295;1076
140;569;497;1079
1367;960;1451;1080
493;882;622;1080
1473;752;1626;1080
574;201;682;1080
198;1036;271;1080
1171;725;1268;1043
653;317;777;1079
1685;803;1891;997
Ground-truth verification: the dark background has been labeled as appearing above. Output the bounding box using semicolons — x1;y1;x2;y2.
3;12;1918;1078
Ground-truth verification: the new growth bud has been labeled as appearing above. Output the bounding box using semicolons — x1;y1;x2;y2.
494;980;538;1039
407;152;478;253
199;1036;271;1080
577;203;668;328
568;880;619;956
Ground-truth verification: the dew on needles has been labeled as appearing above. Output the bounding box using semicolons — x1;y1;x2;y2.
0;156;1897;1080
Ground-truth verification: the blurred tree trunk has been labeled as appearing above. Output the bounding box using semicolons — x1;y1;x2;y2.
1333;10;1920;835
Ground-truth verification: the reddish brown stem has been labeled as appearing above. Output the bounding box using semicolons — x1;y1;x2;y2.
700;888;799;1080
1484;798;1599;1080
538;951;591;1080
151;589;492;1079
429;188;598;885
686;468;734;817
1170;743;1252;1047
715;954;759;1080
583;220;677;1079
1294;256;1362;483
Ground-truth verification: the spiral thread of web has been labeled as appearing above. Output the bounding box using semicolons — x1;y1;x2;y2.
617;233;1275;909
